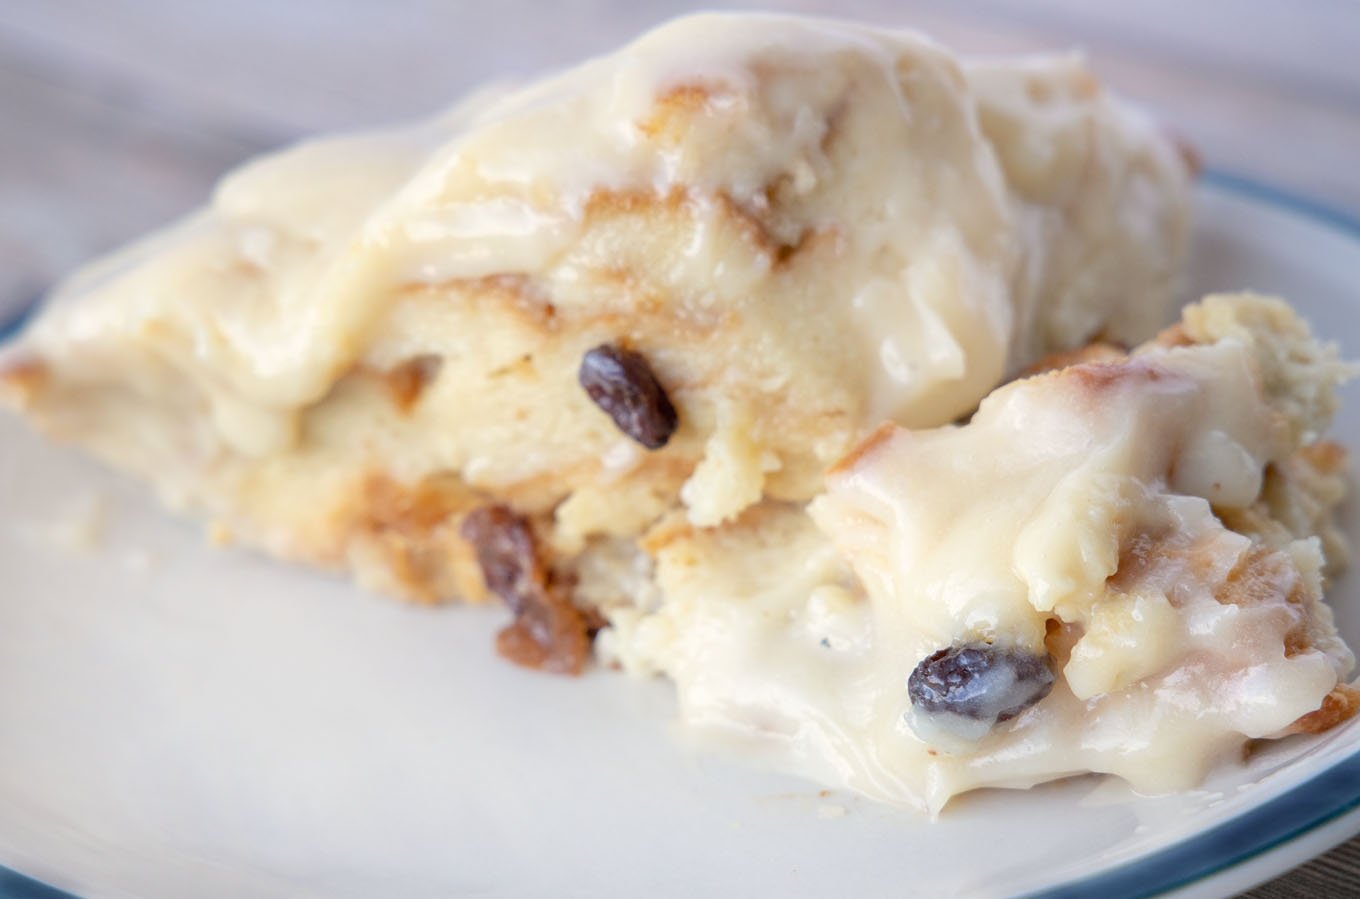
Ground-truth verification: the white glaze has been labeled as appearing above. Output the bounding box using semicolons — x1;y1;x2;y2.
8;13;1190;479
612;295;1353;811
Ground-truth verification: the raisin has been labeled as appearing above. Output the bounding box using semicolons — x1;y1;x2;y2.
908;643;1054;725
578;344;678;449
460;506;542;615
461;505;592;675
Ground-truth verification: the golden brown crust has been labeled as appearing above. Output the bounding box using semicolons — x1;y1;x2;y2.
1216;440;1351;579
1286;683;1360;735
1022;341;1126;377
638;509;699;557
351;473;487;604
581;183;816;271
1153;321;1196;349
1299;440;1349;475
336;458;693;606
711;191;816;266
362;474;478;534
399;273;558;333
1214;546;1328;663
1107;521;1238;601
0;355;49;407
1063;358;1183;395
637;84;720;142
1106;521;1175;595
362;355;444;414
1215;546;1297;610
583;185;690;219
827;421;898;478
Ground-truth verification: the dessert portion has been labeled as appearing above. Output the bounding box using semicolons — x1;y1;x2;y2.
5;13;1349;812
606;294;1355;810
0;15;1191;653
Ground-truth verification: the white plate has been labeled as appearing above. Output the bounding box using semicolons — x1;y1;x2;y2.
2;175;1360;899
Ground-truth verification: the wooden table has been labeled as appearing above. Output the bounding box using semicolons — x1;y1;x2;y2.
1;2;1357;895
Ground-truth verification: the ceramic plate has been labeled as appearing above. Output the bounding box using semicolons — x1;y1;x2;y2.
2;174;1360;899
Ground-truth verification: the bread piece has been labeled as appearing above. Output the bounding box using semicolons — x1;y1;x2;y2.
1;15;1191;636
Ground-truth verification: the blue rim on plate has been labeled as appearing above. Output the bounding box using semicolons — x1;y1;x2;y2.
0;299;35;344
1;171;1359;899
0;870;70;899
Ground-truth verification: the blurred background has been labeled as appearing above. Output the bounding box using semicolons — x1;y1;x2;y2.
1;1;1357;895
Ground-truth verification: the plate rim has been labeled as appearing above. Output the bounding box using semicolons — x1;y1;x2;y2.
2;171;1360;899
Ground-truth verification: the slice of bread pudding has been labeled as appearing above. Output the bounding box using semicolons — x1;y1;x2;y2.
6;16;1338;812
1;15;1190;673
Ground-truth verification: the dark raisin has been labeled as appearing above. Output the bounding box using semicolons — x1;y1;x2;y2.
460;505;592;675
578;344;678;449
908;643;1054;724
460;506;543;616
